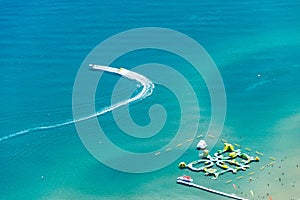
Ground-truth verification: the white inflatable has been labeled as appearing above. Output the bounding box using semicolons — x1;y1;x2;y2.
196;140;207;150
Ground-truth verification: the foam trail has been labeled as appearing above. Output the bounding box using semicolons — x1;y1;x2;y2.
0;64;154;143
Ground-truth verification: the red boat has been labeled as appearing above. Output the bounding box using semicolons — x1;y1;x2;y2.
177;175;193;182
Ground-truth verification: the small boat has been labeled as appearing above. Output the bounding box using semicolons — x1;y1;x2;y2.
177;175;193;182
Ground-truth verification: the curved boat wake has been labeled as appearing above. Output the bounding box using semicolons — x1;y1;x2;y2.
0;64;154;143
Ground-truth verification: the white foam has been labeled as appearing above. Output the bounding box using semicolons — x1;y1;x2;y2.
0;64;154;143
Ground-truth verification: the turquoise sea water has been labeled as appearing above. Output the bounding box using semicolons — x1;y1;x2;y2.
1;0;300;199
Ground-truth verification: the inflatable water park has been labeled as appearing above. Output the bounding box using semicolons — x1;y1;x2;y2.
179;141;260;179
176;139;265;200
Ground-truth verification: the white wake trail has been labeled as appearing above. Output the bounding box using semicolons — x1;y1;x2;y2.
0;64;154;143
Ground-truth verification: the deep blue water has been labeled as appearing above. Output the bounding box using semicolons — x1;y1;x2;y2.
0;0;300;199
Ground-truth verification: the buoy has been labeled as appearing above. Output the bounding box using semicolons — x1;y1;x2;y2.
234;143;240;147
232;183;237;189
268;161;275;166
221;139;228;143
176;143;182;147
245;147;252;151
178;162;187;169
248;172;255;176
250;190;254;197
269;156;276;161
186;138;193;143
165;147;172;152
255;151;264;156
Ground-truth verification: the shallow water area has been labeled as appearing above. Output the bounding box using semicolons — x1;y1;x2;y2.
1;0;300;199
